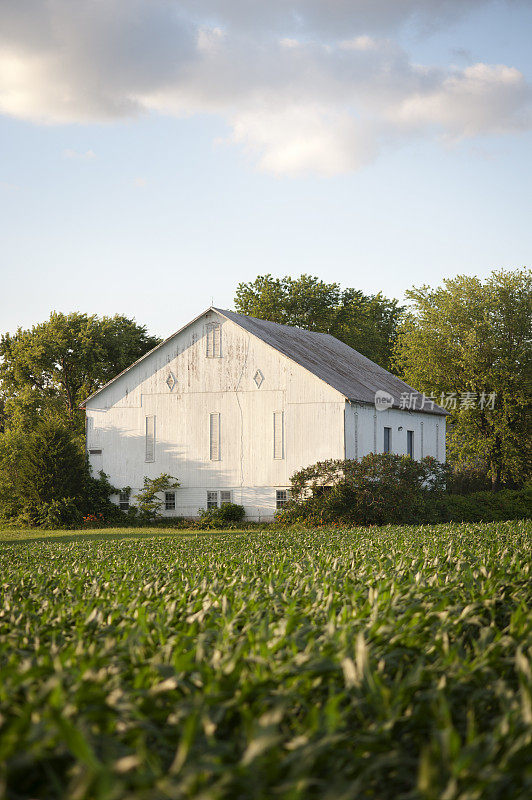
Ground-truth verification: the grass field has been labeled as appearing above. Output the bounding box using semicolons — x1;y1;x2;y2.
1;521;531;800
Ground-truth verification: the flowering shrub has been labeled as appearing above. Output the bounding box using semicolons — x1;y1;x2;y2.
82;512;105;528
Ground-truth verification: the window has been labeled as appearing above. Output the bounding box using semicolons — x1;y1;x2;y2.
145;415;155;462
207;491;219;509
119;491;130;511
206;323;221;358
276;489;290;509
313;485;333;498
407;430;414;458
383;427;391;453
207;490;232;509
165;492;176;511
88;449;102;455
209;412;221;460
273;411;284;460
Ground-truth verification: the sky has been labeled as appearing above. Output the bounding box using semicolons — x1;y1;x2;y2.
1;0;531;340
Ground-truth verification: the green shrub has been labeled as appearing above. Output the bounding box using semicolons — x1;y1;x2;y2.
0;419;127;528
20;497;82;529
278;454;531;528
134;474;180;521
443;486;532;522
197;502;246;529
278;454;450;527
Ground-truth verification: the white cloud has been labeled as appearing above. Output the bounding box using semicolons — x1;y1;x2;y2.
0;0;530;175
63;149;96;160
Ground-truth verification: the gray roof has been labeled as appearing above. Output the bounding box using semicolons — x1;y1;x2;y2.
216;308;447;416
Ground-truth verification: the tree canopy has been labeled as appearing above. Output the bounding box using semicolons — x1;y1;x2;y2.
0;312;160;432
394;268;532;488
234;274;403;369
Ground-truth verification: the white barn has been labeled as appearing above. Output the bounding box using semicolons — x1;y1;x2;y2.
81;307;447;520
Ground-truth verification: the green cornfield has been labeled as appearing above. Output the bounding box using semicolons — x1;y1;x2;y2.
1;521;531;799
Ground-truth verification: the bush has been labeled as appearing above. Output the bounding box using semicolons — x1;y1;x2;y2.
20;497;82;529
278;454;450;527
197;502;246;529
0;418;127;528
442;486;532;522
134;474;180;521
277;454;531;528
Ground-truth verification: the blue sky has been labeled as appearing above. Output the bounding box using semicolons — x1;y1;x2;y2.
1;1;531;340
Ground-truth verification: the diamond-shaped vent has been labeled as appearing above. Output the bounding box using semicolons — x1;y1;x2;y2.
166;372;176;391
253;369;264;388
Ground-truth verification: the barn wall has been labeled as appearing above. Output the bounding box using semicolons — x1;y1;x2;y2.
344;402;446;462
85;311;346;519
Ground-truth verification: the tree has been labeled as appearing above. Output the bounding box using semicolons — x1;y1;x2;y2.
0;417;123;526
234;274;403;369
0;312;160;432
134;474;180;520
394;268;532;488
0;417;85;522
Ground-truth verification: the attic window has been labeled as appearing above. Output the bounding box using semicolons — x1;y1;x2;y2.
206;323;221;358
166;372;176;391
253;369;264;388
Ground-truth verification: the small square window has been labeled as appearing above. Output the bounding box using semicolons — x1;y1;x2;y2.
220;490;232;505
165;492;176;511
119;491;130;511
276;489;290;509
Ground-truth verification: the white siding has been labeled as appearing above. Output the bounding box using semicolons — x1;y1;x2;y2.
345;402;445;463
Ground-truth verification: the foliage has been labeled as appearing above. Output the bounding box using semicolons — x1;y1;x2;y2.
0;521;531;799
0;417;86;523
0;418;123;528
197;502;246;528
0;311;160;433
81;469;124;523
279;453;451;526
394;268;532;487
442;485;532;523
235;273;403;369
134;473;180;520
19;497;83;529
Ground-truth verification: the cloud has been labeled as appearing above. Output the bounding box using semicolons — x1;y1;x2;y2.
63;149;96;160
0;0;530;175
